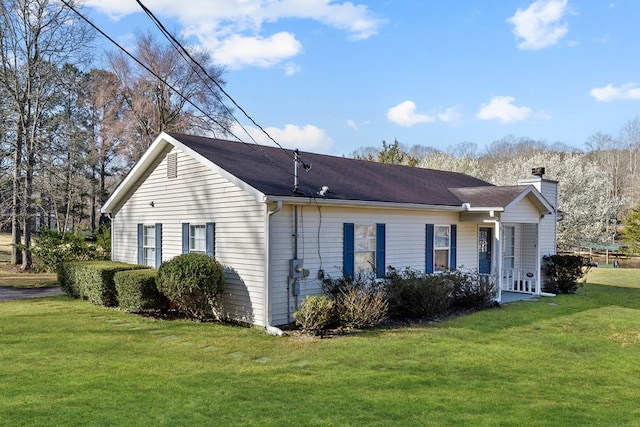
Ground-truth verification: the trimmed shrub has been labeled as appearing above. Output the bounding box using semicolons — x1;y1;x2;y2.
542;254;592;294
323;274;389;329
115;269;168;312
451;270;497;310
294;295;335;334
334;284;388;329
57;261;148;305
156;253;226;321
57;261;84;298
385;268;455;319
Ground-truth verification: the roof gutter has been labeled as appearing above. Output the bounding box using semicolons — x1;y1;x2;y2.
263;196;466;212
264;200;284;336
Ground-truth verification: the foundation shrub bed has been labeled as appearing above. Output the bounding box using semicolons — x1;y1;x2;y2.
156;253;226;321
293;295;335;334
115;269;168;312
385;268;456;319
323;275;389;329
451;270;498;310
58;261;149;305
311;268;497;332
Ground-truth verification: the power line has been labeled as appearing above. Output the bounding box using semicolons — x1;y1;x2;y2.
59;0;296;180
134;0;297;161
133;0;300;175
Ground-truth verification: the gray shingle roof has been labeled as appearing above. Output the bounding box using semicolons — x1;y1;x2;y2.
449;186;530;208
169;132;499;207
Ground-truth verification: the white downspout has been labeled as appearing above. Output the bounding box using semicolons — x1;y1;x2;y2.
265;201;283;336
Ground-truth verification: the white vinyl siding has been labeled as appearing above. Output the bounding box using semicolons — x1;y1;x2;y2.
268;206;462;325
111;147;265;326
500;198;541;223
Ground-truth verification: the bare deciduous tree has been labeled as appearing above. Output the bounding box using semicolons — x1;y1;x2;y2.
0;0;93;268
108;32;232;167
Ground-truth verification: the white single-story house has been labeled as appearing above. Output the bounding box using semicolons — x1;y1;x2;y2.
101;132;558;329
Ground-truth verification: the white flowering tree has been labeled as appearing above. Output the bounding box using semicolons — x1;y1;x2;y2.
487;152;626;250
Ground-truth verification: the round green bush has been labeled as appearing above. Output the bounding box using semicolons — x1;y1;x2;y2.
156;253;226;320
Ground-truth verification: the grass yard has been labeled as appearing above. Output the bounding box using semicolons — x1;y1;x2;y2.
1;268;640;426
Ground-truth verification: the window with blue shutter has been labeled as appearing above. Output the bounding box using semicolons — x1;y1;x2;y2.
425;224;434;273
343;223;355;279
344;223;386;279
375;223;385;278
182;223;190;254
139;224;159;267
155;223;162;267
137;224;144;265
449;224;457;270
206;222;215;257
182;222;215;256
426;224;457;273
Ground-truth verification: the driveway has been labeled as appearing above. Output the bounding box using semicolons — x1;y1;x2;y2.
0;286;65;301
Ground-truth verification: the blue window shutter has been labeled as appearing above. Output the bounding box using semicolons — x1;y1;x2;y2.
343;223;355;279
137;224;143;265
450;224;457;270
206;222;215;257
376;223;386;278
425;224;434;273
155;223;162;267
182;223;190;254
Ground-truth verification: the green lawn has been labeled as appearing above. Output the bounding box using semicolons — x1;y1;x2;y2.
1;269;640;426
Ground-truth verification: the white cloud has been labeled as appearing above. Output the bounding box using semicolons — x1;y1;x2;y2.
232;123;333;152
476;96;533;123
590;84;640;102
283;62;301;76
507;0;569;50
213;32;302;69
346;119;371;130
387;101;464;127
86;0;383;69
386;101;435;127
436;106;463;124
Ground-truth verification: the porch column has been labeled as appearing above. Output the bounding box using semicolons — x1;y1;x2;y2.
536;223;541;295
494;221;502;302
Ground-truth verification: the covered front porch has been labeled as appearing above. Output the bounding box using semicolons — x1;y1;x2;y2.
477;222;545;302
455;182;557;304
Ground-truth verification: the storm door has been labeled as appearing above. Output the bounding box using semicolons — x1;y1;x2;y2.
478;227;492;275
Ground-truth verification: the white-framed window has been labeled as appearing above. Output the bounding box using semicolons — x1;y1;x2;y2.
503;226;515;269
434;225;450;272
189;224;206;253
354;224;376;273
143;225;156;267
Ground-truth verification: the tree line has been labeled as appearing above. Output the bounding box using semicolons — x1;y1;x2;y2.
352;123;640;252
2;0;638;269
0;0;230;269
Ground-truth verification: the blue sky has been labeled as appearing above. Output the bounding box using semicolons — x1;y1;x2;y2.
84;0;640;156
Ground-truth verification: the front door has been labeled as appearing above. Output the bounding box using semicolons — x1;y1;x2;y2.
478;227;492;275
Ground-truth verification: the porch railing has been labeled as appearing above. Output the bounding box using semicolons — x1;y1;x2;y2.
502;269;537;294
